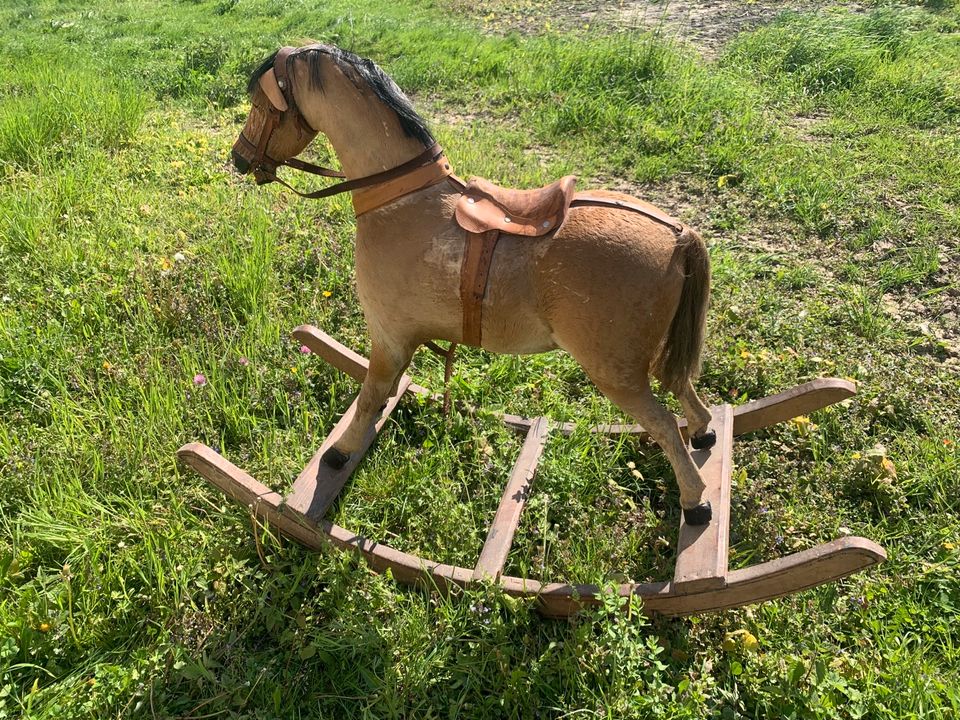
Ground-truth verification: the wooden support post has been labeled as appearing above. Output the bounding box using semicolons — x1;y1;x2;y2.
285;376;412;521
473;417;550;581
730;378;855;436
176;443;327;551
292;325;369;384
673;404;734;592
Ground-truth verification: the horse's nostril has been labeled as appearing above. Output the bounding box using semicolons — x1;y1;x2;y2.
231;149;251;174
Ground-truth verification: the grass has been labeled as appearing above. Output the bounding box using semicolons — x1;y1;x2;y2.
1;0;959;717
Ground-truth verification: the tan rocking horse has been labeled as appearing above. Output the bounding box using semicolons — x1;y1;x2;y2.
178;44;885;616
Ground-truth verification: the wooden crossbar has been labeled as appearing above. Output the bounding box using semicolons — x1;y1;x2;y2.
673;404;734;592
473;417;550;581
504;379;855;439
285;376;412;521
293;325;432;396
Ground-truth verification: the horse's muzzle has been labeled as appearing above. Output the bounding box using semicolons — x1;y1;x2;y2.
230;149;251;174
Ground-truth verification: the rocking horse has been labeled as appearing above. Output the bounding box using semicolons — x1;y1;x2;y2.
178;44;885;616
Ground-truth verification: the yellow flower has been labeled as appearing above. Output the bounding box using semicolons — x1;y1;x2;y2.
722;629;759;653
791;416;817;435
880;457;897;479
39;622;50;633
290;367;298;374
322;290;333;298
102;361;112;370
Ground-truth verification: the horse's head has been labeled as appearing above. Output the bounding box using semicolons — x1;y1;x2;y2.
231;48;318;184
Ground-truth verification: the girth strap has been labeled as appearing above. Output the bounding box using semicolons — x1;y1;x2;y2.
459;230;501;347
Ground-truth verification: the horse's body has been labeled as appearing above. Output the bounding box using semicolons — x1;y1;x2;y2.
231;45;716;523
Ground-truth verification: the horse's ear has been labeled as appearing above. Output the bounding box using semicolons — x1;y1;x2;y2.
259;68;288;112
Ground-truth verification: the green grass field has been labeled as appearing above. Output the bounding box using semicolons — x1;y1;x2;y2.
1;0;959;716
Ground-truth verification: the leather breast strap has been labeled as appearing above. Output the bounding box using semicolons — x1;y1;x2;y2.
457;188;685;347
353;155;453;216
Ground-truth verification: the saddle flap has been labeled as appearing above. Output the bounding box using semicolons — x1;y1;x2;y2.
455;175;577;237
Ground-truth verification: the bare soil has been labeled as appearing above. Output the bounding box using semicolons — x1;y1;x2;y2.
598;1;867;56
457;0;865;56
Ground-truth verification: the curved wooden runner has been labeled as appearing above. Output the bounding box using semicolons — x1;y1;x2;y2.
178;325;886;617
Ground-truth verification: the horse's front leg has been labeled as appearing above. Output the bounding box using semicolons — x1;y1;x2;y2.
321;336;416;469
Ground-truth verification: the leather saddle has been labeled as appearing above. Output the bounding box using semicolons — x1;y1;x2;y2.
452;175;576;347
455;175;577;237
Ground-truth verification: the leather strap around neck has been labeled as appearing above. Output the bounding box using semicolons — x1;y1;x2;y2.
353;155;453;216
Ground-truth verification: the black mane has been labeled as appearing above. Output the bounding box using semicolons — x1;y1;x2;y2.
246;45;435;148
247;50;280;94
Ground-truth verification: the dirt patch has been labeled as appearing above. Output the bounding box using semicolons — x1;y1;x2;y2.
593;1;865;57
451;0;865;57
784;111;831;142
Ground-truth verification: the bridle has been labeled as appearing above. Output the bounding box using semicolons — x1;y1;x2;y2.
232;46;449;205
233;47;344;183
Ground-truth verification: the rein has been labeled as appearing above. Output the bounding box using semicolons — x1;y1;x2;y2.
258;143;448;202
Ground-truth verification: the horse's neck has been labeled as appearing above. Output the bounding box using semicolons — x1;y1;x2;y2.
296;60;427;179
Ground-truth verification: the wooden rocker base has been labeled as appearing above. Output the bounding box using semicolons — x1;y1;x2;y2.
178;325;886;618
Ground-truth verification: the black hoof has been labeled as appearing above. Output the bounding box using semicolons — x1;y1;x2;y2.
691;429;716;450
321;447;350;470
682;501;712;526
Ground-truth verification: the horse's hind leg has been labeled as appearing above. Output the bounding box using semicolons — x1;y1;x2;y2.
677;379;716;450
593;377;712;525
321;336;416;469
